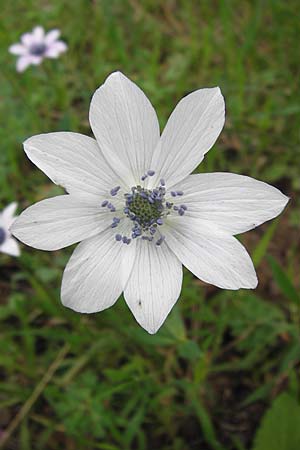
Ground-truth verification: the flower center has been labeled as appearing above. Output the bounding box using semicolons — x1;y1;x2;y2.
0;227;6;245
29;43;47;56
126;186;164;228
100;170;188;246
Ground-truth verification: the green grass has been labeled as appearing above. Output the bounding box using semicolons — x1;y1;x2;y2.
0;1;300;449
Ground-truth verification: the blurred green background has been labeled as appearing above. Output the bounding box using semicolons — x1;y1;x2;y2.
0;1;300;449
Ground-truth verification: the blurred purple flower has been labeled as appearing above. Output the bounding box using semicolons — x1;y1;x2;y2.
9;26;67;72
0;202;20;257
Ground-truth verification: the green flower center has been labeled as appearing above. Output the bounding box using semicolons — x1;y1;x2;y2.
128;187;162;228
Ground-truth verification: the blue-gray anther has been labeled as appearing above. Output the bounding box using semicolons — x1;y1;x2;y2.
107;203;116;212
0;227;6;245
156;218;163;225
178;208;185;216
101;200;108;207
115;234;122;241
110;186;120;196
160;179;165;186
171;191;177;197
156;236;165;246
180;204;187;210
150;227;157;235
176;191;184;196
147;170;155;176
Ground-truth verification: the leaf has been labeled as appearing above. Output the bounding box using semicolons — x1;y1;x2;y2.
268;255;300;306
252;393;300;450
252;220;278;267
178;339;202;361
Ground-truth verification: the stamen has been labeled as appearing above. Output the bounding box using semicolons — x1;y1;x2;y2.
107;203;116;212
156;235;165;246
110;186;120;196
117;172;185;247
101;200;108;207
150;226;157;235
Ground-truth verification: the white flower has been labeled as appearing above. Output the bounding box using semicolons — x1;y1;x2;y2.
9;26;67;72
11;72;288;333
0;203;20;257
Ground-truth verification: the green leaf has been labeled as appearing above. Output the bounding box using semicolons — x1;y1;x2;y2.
267;255;300;306
252;393;300;450
178;340;202;361
252;220;278;267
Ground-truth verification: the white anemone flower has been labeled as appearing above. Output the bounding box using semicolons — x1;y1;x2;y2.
11;72;288;333
9;26;67;72
0;203;20;257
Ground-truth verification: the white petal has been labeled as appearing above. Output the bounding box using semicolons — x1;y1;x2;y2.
89;71;160;187
16;56;31;72
1;202;18;230
23;132;121;199
11;195;112;251
45;41;67;58
164;216;257;290
0;237;20;257
124;240;183;334
172;173;289;234
9;44;27;55
21;32;35;47
29;55;43;65
44;29;61;44
150;87;225;187
61;228;136;313
32;26;45;42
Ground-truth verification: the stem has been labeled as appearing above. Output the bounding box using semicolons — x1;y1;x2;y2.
0;344;70;449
